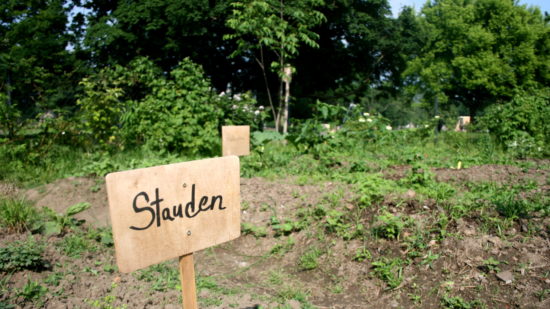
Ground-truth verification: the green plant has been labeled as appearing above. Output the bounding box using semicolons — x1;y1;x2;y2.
241;222;268;238
0;197;38;233
36;202;90;236
535;289;550;301
57;233;97;258
17;279;48;305
480;257;500;273
298;247;322;271
0;238;48;272
270;216;304;236
477;90;550;158
440;295;485;309
371;258;404;289
78;57;224;155
421;251;440;268
373;211;407;240
135;262;180;292
270;237;295;256
353;247;372;262
492;188;533;219
0;198;38;233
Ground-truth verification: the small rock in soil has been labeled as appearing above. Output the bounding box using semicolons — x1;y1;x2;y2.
496;270;514;284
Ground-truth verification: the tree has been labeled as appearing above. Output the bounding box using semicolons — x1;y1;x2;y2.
225;0;326;133
0;0;80;136
83;0;243;91
403;0;550;116
289;0;422;124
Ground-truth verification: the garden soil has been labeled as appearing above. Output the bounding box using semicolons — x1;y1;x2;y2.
1;163;549;308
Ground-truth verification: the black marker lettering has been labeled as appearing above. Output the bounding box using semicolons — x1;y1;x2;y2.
129;192;155;230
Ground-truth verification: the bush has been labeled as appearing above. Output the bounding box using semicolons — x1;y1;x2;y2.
0;238;48;272
477;90;550;158
77;57;227;155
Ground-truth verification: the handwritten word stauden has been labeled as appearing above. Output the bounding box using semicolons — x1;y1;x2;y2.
129;184;224;231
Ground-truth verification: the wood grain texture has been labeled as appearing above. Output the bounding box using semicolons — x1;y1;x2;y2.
106;156;241;273
179;254;198;309
222;125;250;156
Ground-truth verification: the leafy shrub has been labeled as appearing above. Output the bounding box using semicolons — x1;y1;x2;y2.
0;198;38;233
78;57;226;155
0;238;49;272
0;93;23;139
477;90;550;158
219;91;266;131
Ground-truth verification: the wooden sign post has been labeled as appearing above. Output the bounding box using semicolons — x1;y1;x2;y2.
105;156;241;308
222;125;250;157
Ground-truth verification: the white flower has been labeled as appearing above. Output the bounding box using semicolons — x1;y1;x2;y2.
259;105;264;110
363;112;370;117
367;118;373;123
386;125;392;130
350;103;357;108
434;115;440;119
232;104;237;109
61;131;65;135
254;110;260;115
358;117;366;123
424;124;429;128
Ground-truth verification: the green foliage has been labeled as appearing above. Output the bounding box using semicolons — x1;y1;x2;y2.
298;247;322;271
17;280;48;306
373;211;407;240
405;0;550;114
0;197;38;233
226;0;326;132
241;222;268;238
441;295;485;309
57;233;97;258
35;202;90;236
477;90;550;158
77;57;224;155
220;92;266;131
0;238;48;272
371;258;404;289
134;262;180;292
480;257;500;273
270;216;305;236
0;94;22;138
353;247;372;262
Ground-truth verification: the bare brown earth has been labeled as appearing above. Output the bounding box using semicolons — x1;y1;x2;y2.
1;164;550;308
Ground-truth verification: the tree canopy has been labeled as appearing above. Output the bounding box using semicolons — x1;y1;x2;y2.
1;0;549;136
404;0;550;115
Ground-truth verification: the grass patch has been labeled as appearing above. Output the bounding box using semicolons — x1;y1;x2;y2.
0;197;38;233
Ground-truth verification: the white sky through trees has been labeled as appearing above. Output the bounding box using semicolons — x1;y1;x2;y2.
389;0;550;17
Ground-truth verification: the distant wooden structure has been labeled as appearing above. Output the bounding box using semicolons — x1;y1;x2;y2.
454;116;471;132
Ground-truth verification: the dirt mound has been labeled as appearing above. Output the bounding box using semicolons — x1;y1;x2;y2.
25;177;111;227
1;163;548;308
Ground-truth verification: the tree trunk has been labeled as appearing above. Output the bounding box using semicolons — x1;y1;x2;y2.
282;65;292;134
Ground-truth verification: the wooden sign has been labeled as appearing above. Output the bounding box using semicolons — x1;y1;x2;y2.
105;156;241;273
222;125;250;156
454;116;471;132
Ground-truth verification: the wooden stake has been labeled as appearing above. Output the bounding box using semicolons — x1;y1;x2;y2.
179;253;198;309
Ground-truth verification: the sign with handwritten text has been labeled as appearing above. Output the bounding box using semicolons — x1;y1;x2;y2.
222;125;250;156
106;156;241;273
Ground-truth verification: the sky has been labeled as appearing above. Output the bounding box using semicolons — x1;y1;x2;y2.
389;0;550;17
